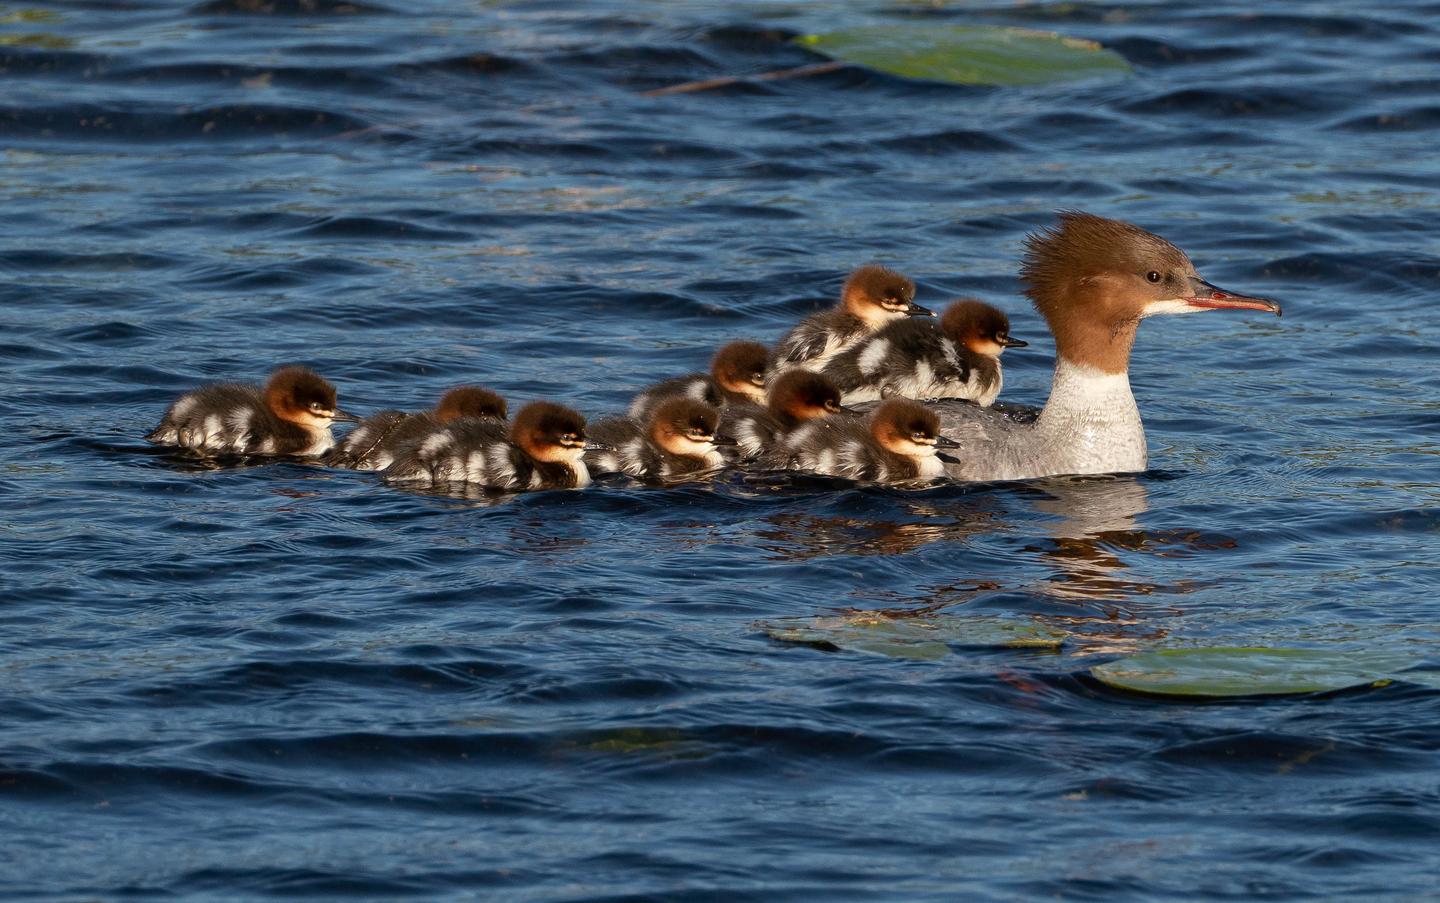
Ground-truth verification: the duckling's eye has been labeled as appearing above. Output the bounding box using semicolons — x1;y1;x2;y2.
911;432;930;442
1146;271;1161;284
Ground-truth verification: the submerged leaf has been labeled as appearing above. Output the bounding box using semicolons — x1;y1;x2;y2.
794;24;1131;87
762;613;1067;660
1091;647;1417;698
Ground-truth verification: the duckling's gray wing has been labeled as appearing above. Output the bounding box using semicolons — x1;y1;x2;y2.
783;418;883;480
823;319;955;402
719;403;783;461
772;319;832;368
627;372;719;420
323;409;410;470
147;382;264;451
585;417;658;478
384;417;509;487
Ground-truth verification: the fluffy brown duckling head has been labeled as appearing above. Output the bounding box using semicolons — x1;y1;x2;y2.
841;264;930;327
434;385;508;423
511;401;589;464
869;399;959;460
766;370;846;422
264;365;352;430
649;397;730;458
710;340;768;403
940;299;1027;358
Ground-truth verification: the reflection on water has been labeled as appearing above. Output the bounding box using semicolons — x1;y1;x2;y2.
753;497;1005;561
743;474;1238;653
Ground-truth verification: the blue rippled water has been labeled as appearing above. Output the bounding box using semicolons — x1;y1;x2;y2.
3;0;1440;898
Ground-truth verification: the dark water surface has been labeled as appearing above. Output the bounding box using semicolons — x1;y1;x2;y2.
4;0;1440;898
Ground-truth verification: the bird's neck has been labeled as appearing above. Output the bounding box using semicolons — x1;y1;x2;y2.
1033;357;1147;476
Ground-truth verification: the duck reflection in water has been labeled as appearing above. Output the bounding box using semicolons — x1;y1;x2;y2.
755;476;1238;653
753;497;1006;561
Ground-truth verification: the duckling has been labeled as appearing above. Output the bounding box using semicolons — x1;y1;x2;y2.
384;401;596;491
786;398;960;483
325;385;507;471
627;340;768;421
722;369;851;462
587;397;734;481
821;298;1026;405
771;265;931;373
146;365;355;457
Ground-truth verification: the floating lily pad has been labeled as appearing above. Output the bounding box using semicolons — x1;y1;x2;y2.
794;24;1131;87
762;613;1067;660
1091;647;1418;698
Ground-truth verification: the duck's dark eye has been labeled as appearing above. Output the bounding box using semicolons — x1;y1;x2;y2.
1146;271;1161;284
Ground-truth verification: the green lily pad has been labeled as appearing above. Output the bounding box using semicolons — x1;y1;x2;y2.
794;24;1131;87
762;613;1067;660
1091;647;1418;698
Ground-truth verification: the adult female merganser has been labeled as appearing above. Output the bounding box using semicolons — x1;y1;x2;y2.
586;397;733;481
936;211;1281;482
627;340;768;421
324;385;507;471
821;298;1025;406
785;398;960;483
384;400;596;490
146;365;355;457
771;265;931;373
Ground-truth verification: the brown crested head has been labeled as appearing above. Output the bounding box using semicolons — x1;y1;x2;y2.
766;370;844;422
940;299;1024;357
510;400;588;463
841;264;922;321
869;399;941;455
265;365;338;426
710;340;768;400
1019;211;1280;373
434;385;507;423
649;397;721;454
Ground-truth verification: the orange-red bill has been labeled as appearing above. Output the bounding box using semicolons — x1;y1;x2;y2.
1187;278;1283;316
